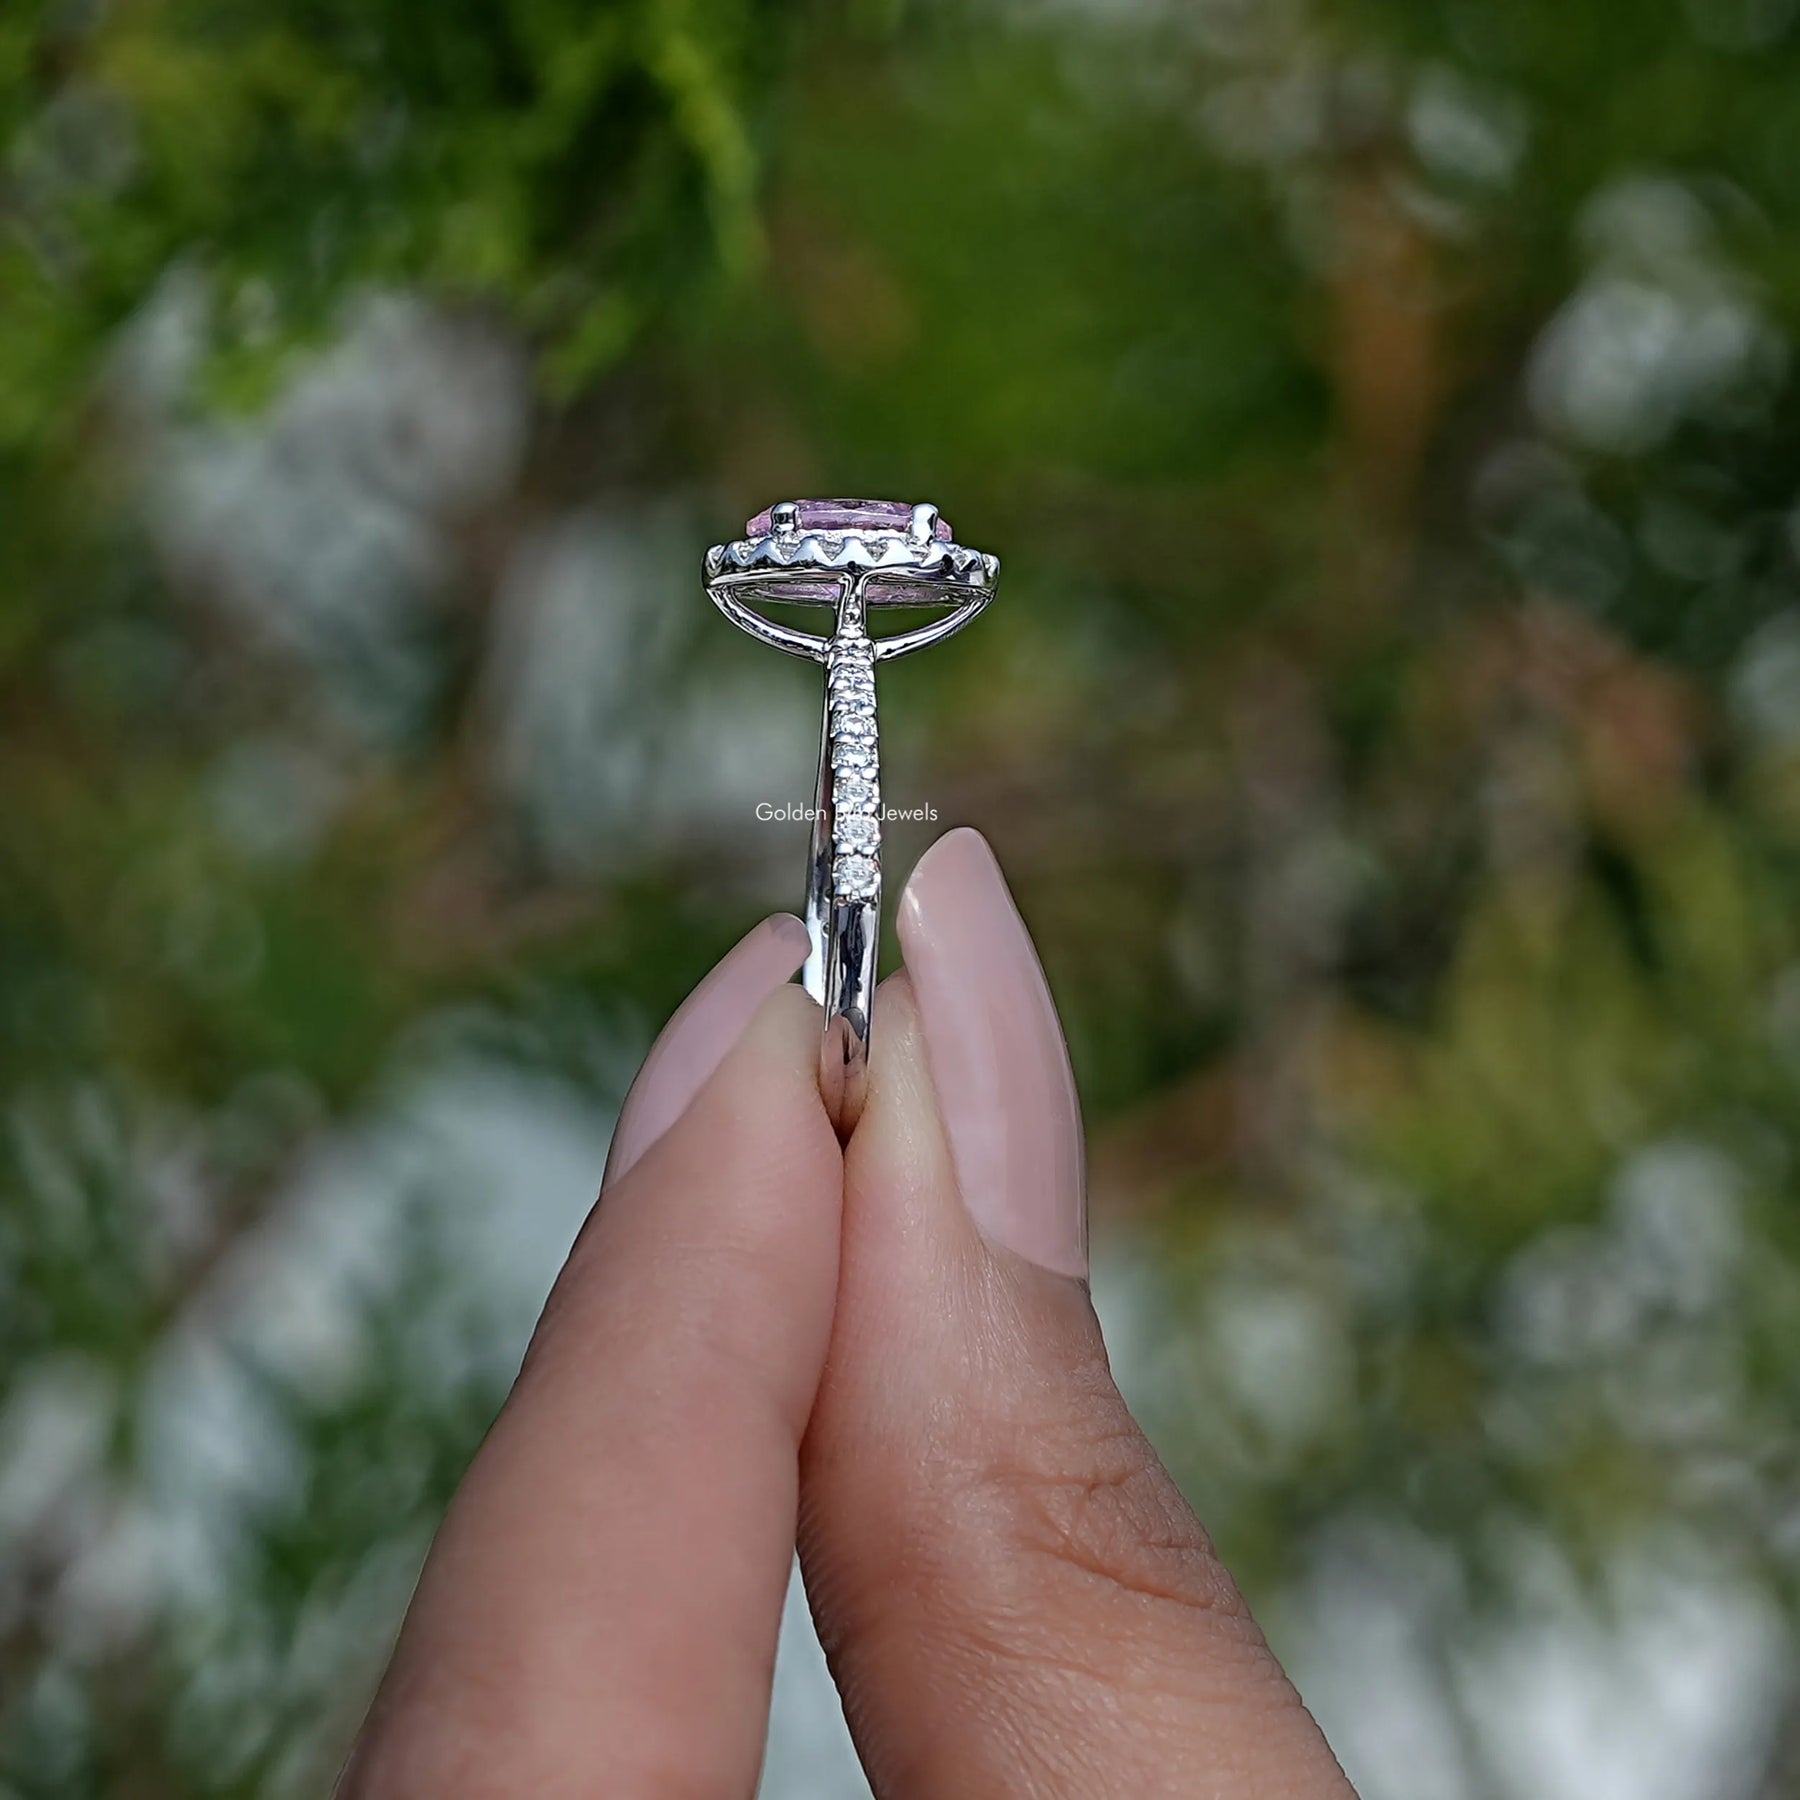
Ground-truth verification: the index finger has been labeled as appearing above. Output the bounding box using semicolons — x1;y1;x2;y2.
341;928;840;1798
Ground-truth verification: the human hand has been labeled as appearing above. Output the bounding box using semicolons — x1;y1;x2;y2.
338;829;1355;1798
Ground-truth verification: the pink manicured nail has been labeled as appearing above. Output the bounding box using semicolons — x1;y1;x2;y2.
896;830;1087;1277
606;914;812;1183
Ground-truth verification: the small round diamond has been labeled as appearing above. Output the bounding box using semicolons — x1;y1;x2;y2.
831;738;875;771
833;853;879;898
836;813;880;855
832;644;875;674
831;664;875;695
835;774;879;813
833;708;875;741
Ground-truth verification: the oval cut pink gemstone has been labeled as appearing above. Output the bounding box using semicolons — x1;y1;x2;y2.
745;498;952;541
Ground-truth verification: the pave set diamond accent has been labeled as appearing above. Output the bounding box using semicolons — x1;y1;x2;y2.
828;636;880;900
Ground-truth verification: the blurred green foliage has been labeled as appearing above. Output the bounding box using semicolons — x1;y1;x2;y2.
0;0;777;436
7;0;1800;1793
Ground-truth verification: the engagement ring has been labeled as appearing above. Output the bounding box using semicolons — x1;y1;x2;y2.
705;499;999;1134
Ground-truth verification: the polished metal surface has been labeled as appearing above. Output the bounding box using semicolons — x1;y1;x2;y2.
704;499;999;1134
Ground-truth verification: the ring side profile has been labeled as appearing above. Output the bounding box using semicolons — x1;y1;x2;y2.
703;498;999;1134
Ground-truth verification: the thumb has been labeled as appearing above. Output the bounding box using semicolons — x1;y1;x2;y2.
798;829;1352;1799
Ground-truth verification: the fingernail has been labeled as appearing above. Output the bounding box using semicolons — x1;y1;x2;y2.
606;914;812;1183
896;829;1087;1277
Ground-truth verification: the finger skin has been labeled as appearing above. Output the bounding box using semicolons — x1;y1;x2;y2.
605;913;811;1184
799;977;1354;1799
342;985;840;1800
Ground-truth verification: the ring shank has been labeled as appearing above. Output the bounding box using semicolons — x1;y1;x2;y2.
805;646;876;1138
814;900;874;1136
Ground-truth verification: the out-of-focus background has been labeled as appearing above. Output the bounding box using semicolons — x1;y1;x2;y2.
5;0;1800;1794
